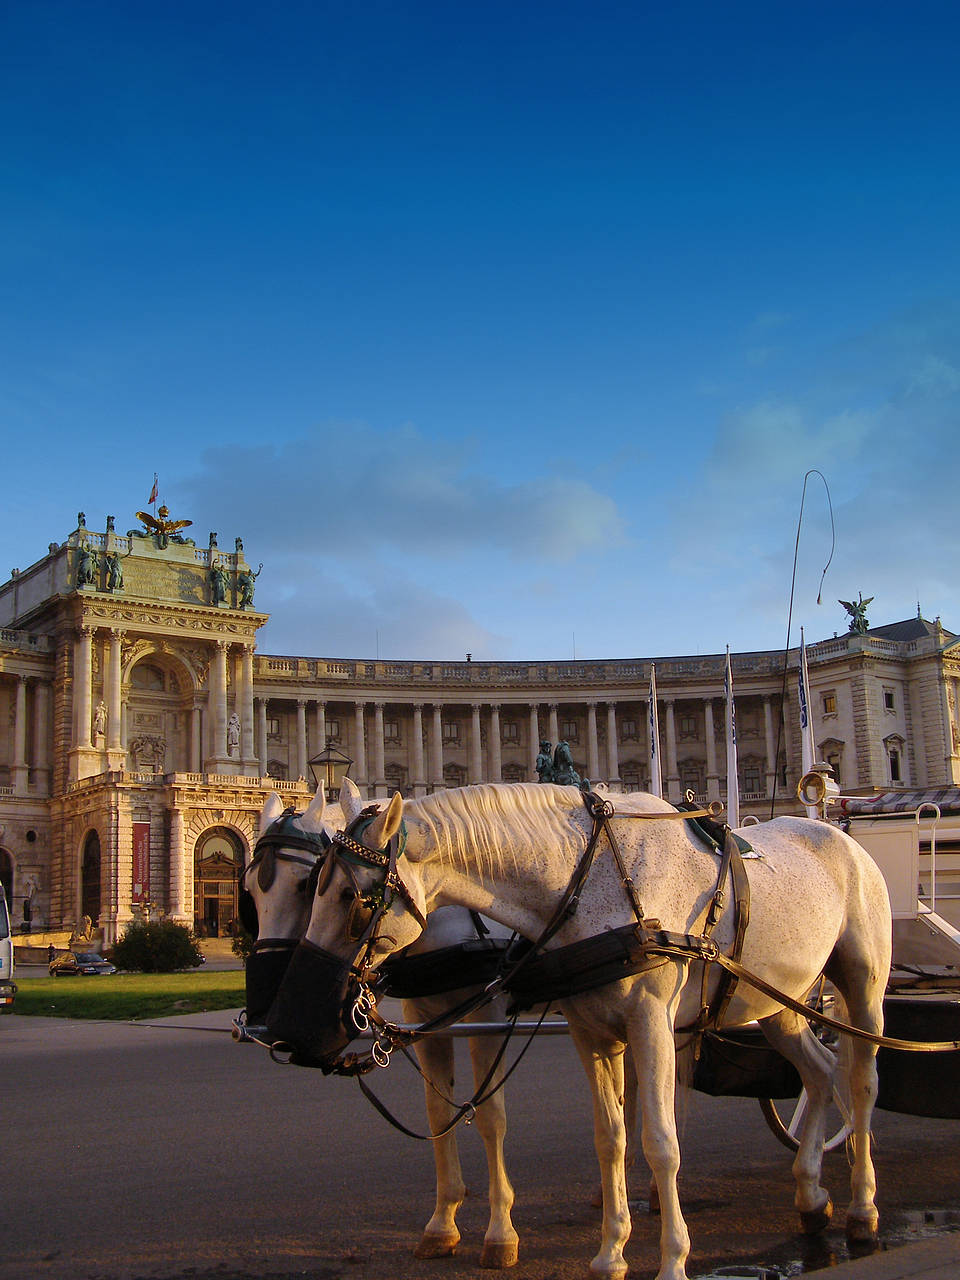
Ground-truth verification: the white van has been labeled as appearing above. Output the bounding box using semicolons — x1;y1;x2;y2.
0;886;16;1012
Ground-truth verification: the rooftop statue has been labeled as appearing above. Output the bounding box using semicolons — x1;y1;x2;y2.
840;592;873;635
76;543;99;588
134;503;194;550
237;562;263;609
209;561;229;605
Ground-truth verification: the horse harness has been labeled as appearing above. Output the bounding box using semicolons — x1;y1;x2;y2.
313;790;960;1085
309;791;756;1080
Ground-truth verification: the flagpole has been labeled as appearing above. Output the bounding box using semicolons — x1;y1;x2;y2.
648;664;662;798
725;646;740;828
798;626;818;818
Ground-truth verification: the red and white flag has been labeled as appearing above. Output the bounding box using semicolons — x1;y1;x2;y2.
148;474;158;505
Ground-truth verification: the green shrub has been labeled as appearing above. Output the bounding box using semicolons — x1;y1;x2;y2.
231;926;253;962
113;920;204;973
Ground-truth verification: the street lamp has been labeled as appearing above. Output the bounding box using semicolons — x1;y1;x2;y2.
308;745;353;801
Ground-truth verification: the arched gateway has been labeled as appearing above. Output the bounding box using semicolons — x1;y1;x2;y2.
193;827;244;937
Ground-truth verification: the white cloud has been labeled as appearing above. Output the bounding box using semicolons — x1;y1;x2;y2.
177;422;626;563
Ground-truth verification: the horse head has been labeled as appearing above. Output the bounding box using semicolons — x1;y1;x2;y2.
240;787;333;1028
266;778;427;1069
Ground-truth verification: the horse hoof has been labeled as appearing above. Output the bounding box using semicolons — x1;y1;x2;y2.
799;1197;833;1234
480;1239;519;1269
846;1211;879;1245
414;1232;459;1258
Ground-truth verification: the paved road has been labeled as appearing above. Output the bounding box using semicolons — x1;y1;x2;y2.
4;1009;960;1280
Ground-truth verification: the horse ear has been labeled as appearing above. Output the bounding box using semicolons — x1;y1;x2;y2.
340;776;365;825
366;791;403;852
259;792;285;835
299;786;327;834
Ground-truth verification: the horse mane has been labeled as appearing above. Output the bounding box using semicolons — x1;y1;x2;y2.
404;783;676;881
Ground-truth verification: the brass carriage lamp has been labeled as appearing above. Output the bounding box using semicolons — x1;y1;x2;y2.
308;745;353;801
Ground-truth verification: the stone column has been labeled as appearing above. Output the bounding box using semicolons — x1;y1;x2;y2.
205;640;229;771
606;702;621;790
33;679;51;795
763;695;776;797
12;677;29;795
704;699;720;801
241;646;256;774
75;626;94;748
372;702;386;797
470;704;483;783
314;701;327;755
257;698;268;776
411;703;427;795
296;699;308;780
664;698;680;801
108;627;124;752
70;624;98;781
353;702;368;793
430;705;444;789
529;705;541;779
191;705;202;773
586;702;600;782
548;703;559;747
169;807;187;924
488;705;502;783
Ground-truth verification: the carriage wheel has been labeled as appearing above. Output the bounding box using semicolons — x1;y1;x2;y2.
758;983;853;1154
759;1084;853;1153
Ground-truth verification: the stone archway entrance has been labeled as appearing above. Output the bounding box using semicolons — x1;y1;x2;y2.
81;831;102;924
193;828;243;938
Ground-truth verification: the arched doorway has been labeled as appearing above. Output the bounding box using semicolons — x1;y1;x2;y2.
81;831;102;923
0;849;13;906
193;828;243;937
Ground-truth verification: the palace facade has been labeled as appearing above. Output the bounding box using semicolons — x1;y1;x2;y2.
2;509;959;944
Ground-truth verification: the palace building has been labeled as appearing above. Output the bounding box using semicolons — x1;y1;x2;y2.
2;508;959;945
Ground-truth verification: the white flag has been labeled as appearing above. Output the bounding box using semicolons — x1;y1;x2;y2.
798;626;817;817
648;664;662;798
724;647;739;828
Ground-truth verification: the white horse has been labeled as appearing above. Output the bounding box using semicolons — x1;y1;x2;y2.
267;781;892;1280
241;782;520;1268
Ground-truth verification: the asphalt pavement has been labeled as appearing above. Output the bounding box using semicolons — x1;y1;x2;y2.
6;1001;959;1280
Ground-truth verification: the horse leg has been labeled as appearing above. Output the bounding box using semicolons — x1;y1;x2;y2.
466;1020;520;1269
568;1021;632;1279
759;1009;836;1231
825;962;885;1243
409;1028;466;1258
627;995;691;1280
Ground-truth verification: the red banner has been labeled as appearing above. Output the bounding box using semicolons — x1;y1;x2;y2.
132;822;150;903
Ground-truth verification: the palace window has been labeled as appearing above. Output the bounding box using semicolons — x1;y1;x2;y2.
822;692;837;716
743;760;763;793
502;721;520;744
620;718;638;741
502;761;526;782
883;689;896;712
442;721;460;745
679;713;697;740
131;663;164;691
267;759;287;780
266;717;281;738
383;719;400;742
325;719;341;742
560;719;580;743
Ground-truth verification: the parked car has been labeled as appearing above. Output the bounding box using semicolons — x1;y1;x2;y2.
49;951;117;977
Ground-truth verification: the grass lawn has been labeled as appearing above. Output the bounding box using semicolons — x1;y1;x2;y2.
13;969;246;1021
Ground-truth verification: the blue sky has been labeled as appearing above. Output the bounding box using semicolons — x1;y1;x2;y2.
3;1;959;660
